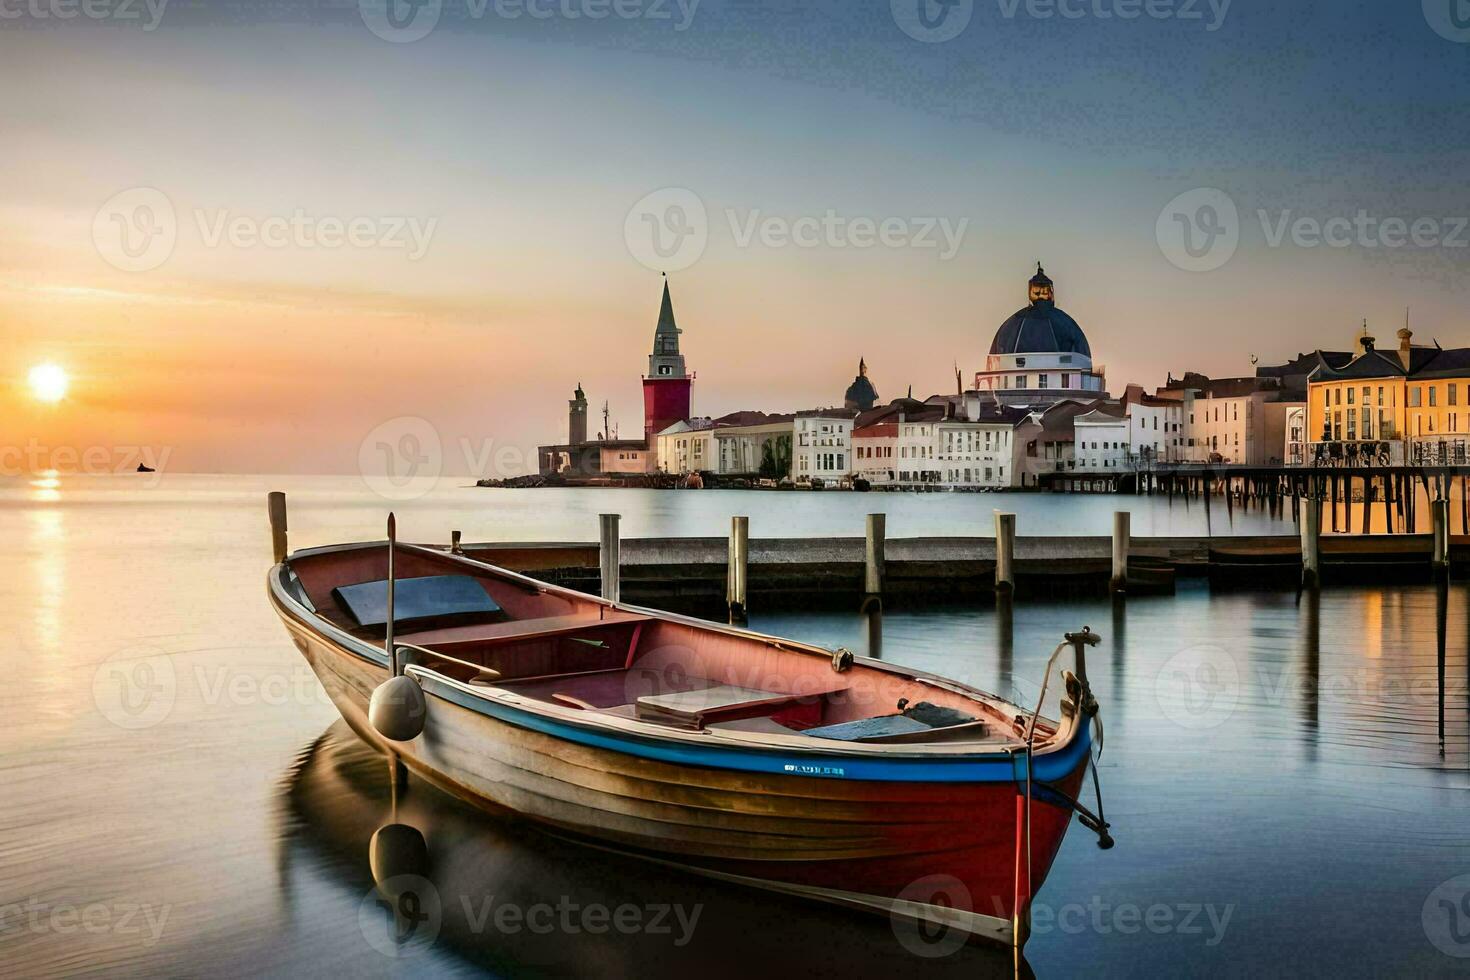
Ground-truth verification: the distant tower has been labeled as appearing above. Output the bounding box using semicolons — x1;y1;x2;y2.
568;382;588;445
642;276;693;443
843;357;879;410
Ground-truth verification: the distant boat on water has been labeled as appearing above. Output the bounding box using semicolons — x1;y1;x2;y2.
136;463;155;473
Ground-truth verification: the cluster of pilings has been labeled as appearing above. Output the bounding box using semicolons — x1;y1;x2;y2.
594;510;1137;620
1142;466;1470;536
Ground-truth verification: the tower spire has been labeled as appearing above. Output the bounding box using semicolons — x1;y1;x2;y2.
648;276;687;380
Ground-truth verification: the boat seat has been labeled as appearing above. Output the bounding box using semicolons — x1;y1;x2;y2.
333;575;505;631
400;611;651;649
635;683;836;729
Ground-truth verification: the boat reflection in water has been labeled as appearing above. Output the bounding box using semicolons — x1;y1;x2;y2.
278;722;1023;977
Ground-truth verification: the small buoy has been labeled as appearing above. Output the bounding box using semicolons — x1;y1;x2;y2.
370;822;430;886
369;674;427;742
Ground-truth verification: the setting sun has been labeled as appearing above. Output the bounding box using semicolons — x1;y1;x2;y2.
28;363;69;403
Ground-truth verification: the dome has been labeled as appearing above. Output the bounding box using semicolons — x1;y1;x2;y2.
843;357;879;410
988;264;1091;357
989;304;1091;357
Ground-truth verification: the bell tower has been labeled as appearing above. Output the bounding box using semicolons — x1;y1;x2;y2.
568;382;588;445
642;275;693;443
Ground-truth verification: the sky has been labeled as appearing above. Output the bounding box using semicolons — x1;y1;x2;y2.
3;0;1470;475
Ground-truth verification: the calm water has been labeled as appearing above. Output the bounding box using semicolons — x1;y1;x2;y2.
2;474;1467;977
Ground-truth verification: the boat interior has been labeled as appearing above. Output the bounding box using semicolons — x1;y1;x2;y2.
284;545;1048;748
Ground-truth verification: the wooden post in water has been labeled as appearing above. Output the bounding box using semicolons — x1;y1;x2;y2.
1301;487;1322;590
599;513;621;603
864;513;885;606
268;491;288;563
728;516;749;620
995;512;1016;595
1432;498;1450;580
1110;511;1130;595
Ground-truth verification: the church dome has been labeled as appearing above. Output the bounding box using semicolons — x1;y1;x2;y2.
988;264;1091;358
843;357;879;410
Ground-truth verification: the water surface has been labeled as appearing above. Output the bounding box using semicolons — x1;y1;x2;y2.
1;475;1466;977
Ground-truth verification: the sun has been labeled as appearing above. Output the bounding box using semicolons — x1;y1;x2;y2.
28;364;69;403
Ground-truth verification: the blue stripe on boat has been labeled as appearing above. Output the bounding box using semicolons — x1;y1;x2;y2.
417;673;1093;784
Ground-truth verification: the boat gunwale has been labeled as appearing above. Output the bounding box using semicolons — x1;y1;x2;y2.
268;543;1089;769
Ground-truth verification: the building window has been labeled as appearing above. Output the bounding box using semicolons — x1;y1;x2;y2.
1038;374;1049;389
1347;387;1355;405
1410;388;1422;407
1452;384;1460;407
1430;386;1438;407
1016;375;1026;389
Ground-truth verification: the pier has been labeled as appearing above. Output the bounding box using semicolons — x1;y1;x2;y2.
450;514;1469;615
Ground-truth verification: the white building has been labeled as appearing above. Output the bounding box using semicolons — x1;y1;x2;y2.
852;420;898;486
793;411;856;483
655;420;715;475
895;415;941;485
1073;407;1131;472
1123;388;1186;463
936;418;1018;488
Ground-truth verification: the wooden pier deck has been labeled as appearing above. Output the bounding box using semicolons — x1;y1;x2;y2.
459;532;1466;613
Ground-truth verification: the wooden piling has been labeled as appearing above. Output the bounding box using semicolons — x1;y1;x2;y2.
864;513;886;602
995;512;1016;595
1111;511;1130;594
268;491;288;563
1433;498;1450;579
1301;487;1322;591
728;516;749;618
599;513;621;603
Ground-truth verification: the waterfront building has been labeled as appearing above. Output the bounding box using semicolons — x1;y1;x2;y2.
935;407;1028;488
1304;325;1470;464
852;419;898;486
656;412;795;477
1284;405;1309;465
1073;404;1131;472
715;414;794;477
1121;385;1186;464
973;265;1108;407
843;358;880;411
655;418;715;475
1155;373;1301;465
793;410;858;483
1014;400;1098;487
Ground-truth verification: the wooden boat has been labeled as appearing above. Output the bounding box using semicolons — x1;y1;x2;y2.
267;520;1112;948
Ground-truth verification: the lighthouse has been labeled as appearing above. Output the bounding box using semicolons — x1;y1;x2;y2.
642;276;694;443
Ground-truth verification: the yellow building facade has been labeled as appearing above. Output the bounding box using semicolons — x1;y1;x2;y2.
1306;328;1470;463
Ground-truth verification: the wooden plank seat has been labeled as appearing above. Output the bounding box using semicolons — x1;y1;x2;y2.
635;683;839;729
399;610;651;649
